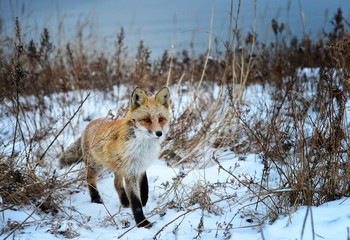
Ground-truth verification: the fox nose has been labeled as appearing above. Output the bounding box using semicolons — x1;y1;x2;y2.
155;131;162;137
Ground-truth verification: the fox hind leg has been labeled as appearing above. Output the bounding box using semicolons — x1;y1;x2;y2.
139;172;149;207
87;164;103;204
114;171;129;207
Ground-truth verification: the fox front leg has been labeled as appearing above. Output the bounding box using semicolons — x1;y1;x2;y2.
125;176;152;228
139;172;149;207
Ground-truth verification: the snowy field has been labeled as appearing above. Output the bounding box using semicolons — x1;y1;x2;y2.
1;70;350;240
4;159;350;240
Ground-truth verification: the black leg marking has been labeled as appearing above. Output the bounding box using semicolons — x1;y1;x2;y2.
89;184;103;204
120;188;130;208
125;176;152;228
129;191;152;228
140;172;149;207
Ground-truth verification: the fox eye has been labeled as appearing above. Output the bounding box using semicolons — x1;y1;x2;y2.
159;117;166;123
143;118;151;123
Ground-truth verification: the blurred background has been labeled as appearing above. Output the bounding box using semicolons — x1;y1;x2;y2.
1;0;350;57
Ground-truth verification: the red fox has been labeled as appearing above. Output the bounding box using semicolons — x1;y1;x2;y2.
59;87;170;228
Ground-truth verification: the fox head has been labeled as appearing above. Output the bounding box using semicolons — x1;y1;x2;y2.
127;87;170;140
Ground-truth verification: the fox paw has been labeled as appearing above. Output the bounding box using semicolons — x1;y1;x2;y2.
121;202;130;208
141;199;148;207
91;197;103;204
137;220;153;229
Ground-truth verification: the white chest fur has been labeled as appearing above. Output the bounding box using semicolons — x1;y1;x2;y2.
124;128;162;177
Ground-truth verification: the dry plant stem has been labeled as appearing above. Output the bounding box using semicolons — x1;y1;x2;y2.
245;0;257;84
153;208;196;240
233;0;256;102
230;0;241;85
223;0;234;80
310;206;315;240
11;88;20;158
38;92;90;163
286;197;299;227
173;73;186;103
300;206;315;240
211;223;263;232
260;225;266;240
166;43;175;88
100;201;119;229
11;17;25;159
183;0;214;124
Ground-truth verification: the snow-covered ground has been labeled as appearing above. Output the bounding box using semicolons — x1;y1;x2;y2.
3;157;350;240
1;74;350;239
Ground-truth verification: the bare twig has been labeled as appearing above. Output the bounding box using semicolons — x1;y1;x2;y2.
38;92;90;163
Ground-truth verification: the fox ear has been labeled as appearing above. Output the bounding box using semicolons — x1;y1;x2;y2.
131;87;148;111
155;87;170;109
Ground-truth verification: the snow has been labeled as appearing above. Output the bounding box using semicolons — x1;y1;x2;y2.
2;75;350;239
264;199;350;240
4;157;350;239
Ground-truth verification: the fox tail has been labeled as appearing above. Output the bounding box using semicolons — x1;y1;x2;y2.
59;137;83;167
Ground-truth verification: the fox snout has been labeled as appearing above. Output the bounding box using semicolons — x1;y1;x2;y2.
155;131;162;137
